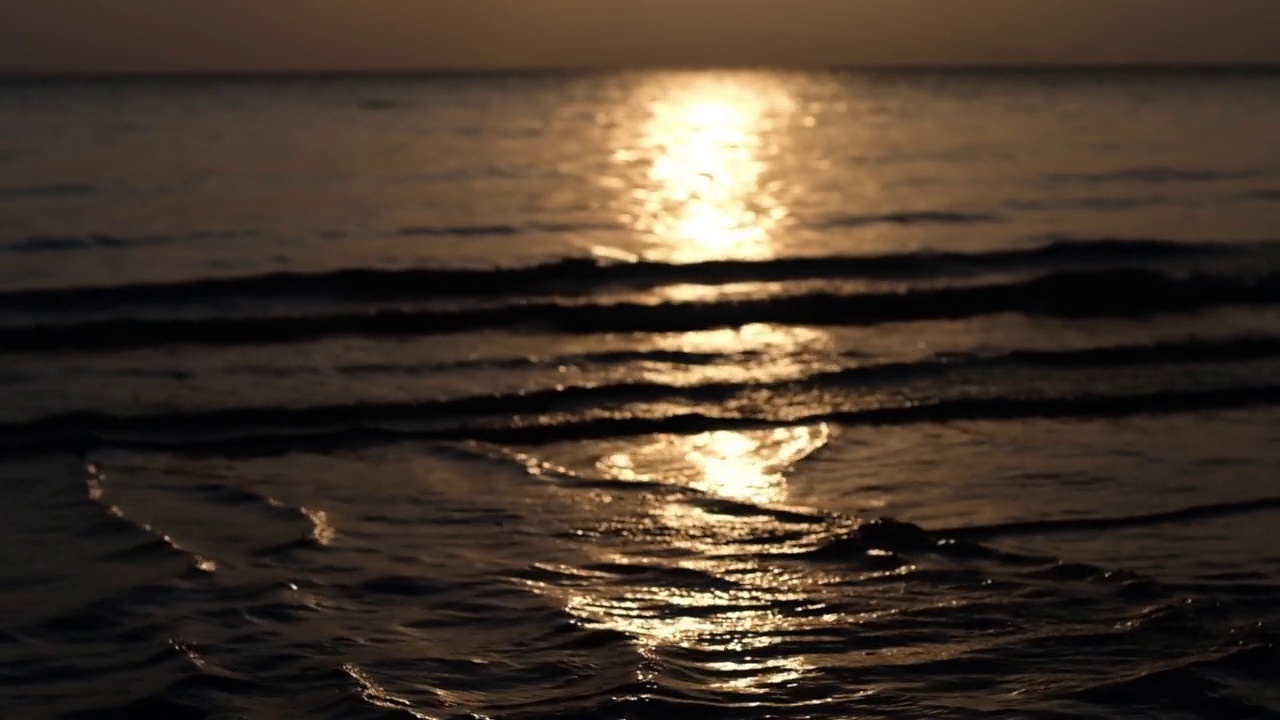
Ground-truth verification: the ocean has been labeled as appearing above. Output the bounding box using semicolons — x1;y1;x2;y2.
1;70;1279;719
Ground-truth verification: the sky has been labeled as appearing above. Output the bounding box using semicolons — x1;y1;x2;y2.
2;0;1280;74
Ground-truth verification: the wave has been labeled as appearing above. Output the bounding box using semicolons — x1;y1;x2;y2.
1043;166;1265;184
1006;194;1185;212
431;383;1280;446
4;267;1279;353
13;465;1278;720
1;234;132;253
942;495;1280;540
0;182;98;200
983;334;1280;368
356;98;400;111
5;383;1279;458
398;221;629;237
1238;189;1280;202
0;229;256;255
817;210;1000;228
0;237;1266;311
255;333;1280;395
1067;644;1280;718
397;223;523;237
337;331;1280;378
792;518;1022;565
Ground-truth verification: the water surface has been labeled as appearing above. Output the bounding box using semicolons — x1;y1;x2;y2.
1;70;1279;719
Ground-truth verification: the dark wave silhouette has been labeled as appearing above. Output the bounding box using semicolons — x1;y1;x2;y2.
298;334;1280;379
1043;167;1264;184
5;383;1279;458
397;223;524;237
983;334;1280;368
1006;194;1185;212
1;234;132;253
3;268;1279;353
1238;189;1280;202
817;210;1001;228
794;518;1024;564
109;331;1280;395
942;496;1280;540
0;229;256;255
0;182;98;200
0;238;1266;311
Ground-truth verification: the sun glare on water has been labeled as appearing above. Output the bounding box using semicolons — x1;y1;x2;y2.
525;77;844;692
552;422;834;693
619;75;794;263
597;424;830;507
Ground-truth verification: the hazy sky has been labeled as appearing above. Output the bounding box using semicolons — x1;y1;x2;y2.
3;0;1280;74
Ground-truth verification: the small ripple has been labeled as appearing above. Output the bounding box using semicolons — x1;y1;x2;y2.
83;463;218;573
342;663;435;720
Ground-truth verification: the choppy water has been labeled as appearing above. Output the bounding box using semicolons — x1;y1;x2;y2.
2;70;1280;719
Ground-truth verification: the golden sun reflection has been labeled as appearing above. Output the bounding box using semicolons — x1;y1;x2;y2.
597;424;829;506
621;77;792;263
527;421;837;695
638;322;839;388
562;585;818;687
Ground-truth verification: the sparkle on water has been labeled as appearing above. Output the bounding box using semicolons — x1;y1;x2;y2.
533;77;851;687
619;75;794;264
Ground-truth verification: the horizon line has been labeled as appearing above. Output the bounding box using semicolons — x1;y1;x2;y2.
3;62;1280;83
